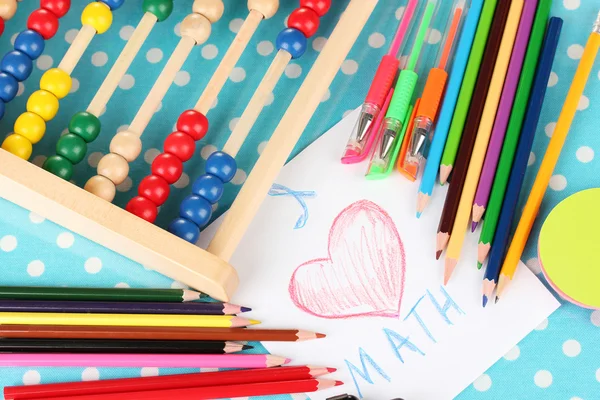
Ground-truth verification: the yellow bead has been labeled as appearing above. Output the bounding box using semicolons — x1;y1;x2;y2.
14;112;46;144
40;68;72;100
81;2;113;34
27;90;59;121
2;134;32;160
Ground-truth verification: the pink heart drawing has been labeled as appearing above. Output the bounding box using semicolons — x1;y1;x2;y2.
289;200;406;319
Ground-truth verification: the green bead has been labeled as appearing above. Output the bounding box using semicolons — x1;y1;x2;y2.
57;133;87;164
143;0;173;22
68;111;101;143
43;155;73;181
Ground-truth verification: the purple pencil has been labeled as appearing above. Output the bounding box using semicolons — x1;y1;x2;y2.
471;0;539;230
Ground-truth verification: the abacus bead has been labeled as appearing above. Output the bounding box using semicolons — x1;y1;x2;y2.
287;7;319;38
2;134;32;159
81;2;113;34
0;0;17;20
41;0;71;18
205;151;236;183
180;195;212;227
56;133;87;164
168;217;200;243
143;0;173;22
151;153;183;184
0;71;18;102
276;28;307;59
27;9;59;39
14;112;45;144
248;0;279;19
27;90;59;121
138;175;170;206
192;0;224;23
40;68;71;99
98;0;124;11
84;175;116;201
0;99;4;119
43;154;73;180
110;131;142;162
177;110;208;141
1;50;33;81
97;153;129;185
0;18;4;37
126;196;158;223
68;111;101;142
164;131;195;162
192;174;223;204
180;13;211;45
14;30;45;60
300;0;331;16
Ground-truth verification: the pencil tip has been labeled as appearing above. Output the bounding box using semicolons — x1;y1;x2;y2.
182;289;203;302
327;367;337;373
444;258;458;285
482;295;488;308
436;250;442;260
416;212;422;219
471;221;478;232
316;332;326;339
477;261;483;270
439;165;453;185
335;380;344;386
240;306;252;313
495;296;500;304
242;344;254;351
231;317;259;328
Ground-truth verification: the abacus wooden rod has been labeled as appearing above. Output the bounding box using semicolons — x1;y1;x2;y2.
208;0;379;261
58;24;96;75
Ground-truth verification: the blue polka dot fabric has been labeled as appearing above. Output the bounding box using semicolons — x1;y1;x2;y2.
0;1;598;399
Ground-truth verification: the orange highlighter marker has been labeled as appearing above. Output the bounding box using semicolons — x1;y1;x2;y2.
398;99;420;181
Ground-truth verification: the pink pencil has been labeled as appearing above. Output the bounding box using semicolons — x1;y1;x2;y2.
0;354;290;369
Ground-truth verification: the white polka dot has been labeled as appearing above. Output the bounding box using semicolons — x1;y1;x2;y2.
1;235;17;252
528;152;536;166
231;169;247;185
229;117;239;131
285;64;302;79
84;257;103;274
395;6;406;20
229;67;246;83
545;122;556;138
596;368;600;382
229;18;244;33
82;367;100;381
144;148;160;164
201;145;217;160
321;89;331;102
535;318;548;330
32;155;46;167
22;370;41;385
428;29;442;44
570;397;583;400
201;44;218;60
119;74;135;90
562;339;581;357
70;78;80;94
591;310;600;327
576;146;594;163
29;212;45;224
534;370;552;388
146;48;163;64
174;22;181;36
368;32;386;48
265;92;274;106
473;374;492;391
65;29;79;44
116;177;132;192
312;37;327;52
526;257;541;274
504;345;520;361
141;367;159;377
120;25;135;40
563;0;580;10
567;44;584;60
174;71;190;86
56;232;74;249
91;51;108;67
36;55;53;70
341;60;358;75
115;282;130;288
27;260;45;277
549;174;567;191
173;172;189;189
17;82;25;96
548;72;558;87
577;95;589;110
87;152;103;168
257;40;274;56
257;141;267;155
171;281;189;289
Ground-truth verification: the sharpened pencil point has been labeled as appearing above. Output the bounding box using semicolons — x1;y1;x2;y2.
242;344;254;351
416;193;430;217
416;212;422;219
440;165;453;185
316;333;326;339
471;221;478;232
495;296;500;304
327;367;337;373
436;250;443;260
284;358;292;365
335;380;344;386
240;306;252;313
444;258;458;285
231;317;260;328
266;355;289;367
482;295;488;308
477;261;483;270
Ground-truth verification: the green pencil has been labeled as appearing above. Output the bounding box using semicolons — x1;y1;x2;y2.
477;0;553;268
0;287;205;302
438;0;498;185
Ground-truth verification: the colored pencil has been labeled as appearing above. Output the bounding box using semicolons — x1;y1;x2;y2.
0;325;325;342
476;0;553;268
4;366;336;400
0;312;258;328
0;286;204;302
484;19;562;305
38;379;341;400
435;0;512;259
0;299;249;315
417;0;489;215
0;353;290;368
443;0;530;283
0;338;251;354
496;14;593;301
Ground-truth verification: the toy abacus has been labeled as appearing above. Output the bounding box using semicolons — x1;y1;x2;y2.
0;0;378;301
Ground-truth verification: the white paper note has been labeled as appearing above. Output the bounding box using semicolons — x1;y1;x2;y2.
200;109;560;400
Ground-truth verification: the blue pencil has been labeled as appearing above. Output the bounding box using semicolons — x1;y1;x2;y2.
416;0;485;217
482;17;563;307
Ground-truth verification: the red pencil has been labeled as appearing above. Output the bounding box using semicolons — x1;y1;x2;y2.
4;366;336;400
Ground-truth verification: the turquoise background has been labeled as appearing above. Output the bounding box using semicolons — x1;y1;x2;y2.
0;0;599;399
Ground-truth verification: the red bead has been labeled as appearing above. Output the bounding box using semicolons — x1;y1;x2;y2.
151;153;183;184
300;0;331;17
164;131;195;162
0;18;4;37
177;110;208;141
27;9;59;40
41;0;71;18
138;175;170;206
287;7;320;38
126;196;158;223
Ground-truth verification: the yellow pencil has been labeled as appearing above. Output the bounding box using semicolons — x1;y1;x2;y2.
496;12;600;300
444;0;525;283
0;312;259;328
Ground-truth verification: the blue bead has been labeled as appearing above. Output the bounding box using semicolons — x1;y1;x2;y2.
0;72;18;102
206;151;237;183
14;30;45;60
1;50;33;82
0;100;5;119
180;195;213;228
168;217;200;244
98;0;125;10
192;174;224;204
276;28;307;59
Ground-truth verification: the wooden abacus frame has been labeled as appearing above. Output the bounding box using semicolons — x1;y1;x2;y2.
0;0;378;302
